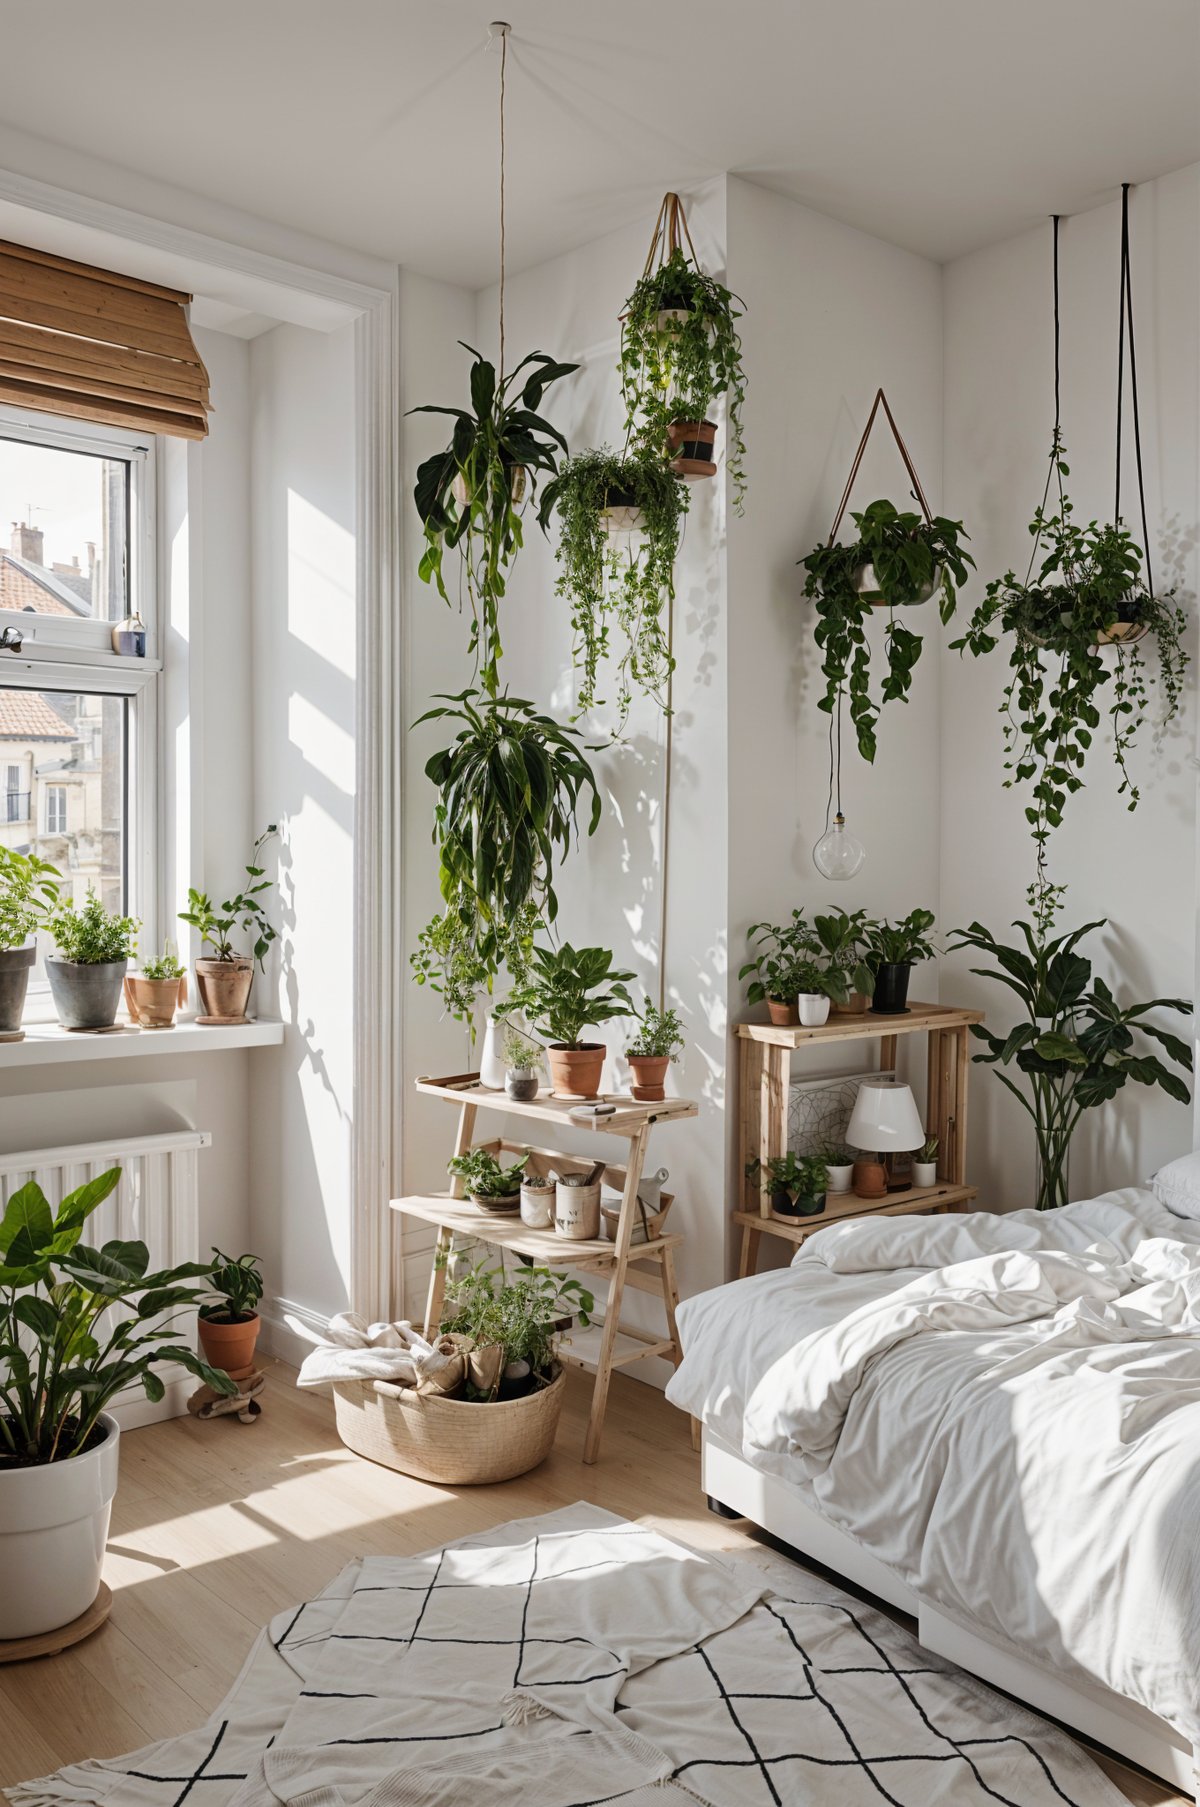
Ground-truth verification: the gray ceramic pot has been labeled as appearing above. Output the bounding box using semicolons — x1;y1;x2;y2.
46;957;127;1030
0;944;35;1033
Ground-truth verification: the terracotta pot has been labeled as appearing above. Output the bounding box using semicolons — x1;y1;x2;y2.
628;1054;670;1102
124;972;187;1028
198;1311;261;1376
195;957;253;1023
851;1159;887;1200
667;418;718;480
547;1042;606;1099
766;997;799;1027
832;992;870;1016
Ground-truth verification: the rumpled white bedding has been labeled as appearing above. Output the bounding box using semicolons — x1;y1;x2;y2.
666;1187;1200;1746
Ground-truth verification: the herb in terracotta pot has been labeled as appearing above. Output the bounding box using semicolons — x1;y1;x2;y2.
47;889;138;1031
0;846;60;1037
180;825;277;1024
125;942;187;1029
866;909;936;1016
198;1249;265;1379
626;1003;685;1101
447;1148;528;1215
746;1152;829;1223
508;942;636;1100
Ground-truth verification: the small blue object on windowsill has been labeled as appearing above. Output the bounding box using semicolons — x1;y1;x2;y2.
112;612;146;657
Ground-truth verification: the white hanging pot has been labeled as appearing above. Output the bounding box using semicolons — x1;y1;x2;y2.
796;993;831;1027
601;487;645;536
478;1015;506;1090
0;1412;120;1639
853;561;941;607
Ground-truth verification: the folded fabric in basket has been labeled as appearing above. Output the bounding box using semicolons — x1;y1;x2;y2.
296;1314;467;1394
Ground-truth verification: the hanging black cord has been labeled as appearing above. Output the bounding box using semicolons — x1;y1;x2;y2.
1115;185;1127;524
1025;216;1063;588
1116;182;1154;595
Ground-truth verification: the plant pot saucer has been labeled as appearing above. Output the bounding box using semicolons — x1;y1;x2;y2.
469;1193;521;1215
670;456;718;480
63;1023;131;1035
869;1006;912;1017
196;1013;252;1026
0;1028;23;1043
0;1583;112;1664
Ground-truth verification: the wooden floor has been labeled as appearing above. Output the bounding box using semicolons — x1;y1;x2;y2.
0;1361;1183;1805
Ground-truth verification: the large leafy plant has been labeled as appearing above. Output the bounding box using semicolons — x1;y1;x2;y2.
0;847;60;951
180;826;278;966
1;1168;232;1466
949;916;1192;1212
539;448;684;726
809;906;876;1000
49;889;138;965
440;1259;594;1391
411;345;577;698
801;500;973;762
619;245;747;510
739;912;814;1005
867;908;937;967
410;692;601;1028
509;942;636;1049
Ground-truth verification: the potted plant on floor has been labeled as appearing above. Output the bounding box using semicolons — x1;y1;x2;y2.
441;1260;594;1400
867;909;936;1015
0;1168;231;1640
801;500;974;762
180;825;278;1023
124;942;187;1029
447;1148;527;1216
410;345;578;697
740;913;812;1026
626;1003;685;1100
46;889;139;1030
0;847;60;1038
538;447;684;725
812;907;877;1015
509;942;636;1099
746;1153;829;1223
502;1025;543;1101
198;1250;264;1381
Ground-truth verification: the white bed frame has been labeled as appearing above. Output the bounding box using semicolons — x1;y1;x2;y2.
702;1428;1198;1801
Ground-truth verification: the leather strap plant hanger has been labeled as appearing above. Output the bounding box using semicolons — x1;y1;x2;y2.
825;387;934;591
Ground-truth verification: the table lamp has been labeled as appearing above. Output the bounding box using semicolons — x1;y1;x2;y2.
846;1077;926;1197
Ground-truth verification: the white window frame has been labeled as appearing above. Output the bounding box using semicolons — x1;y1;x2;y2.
44;783;67;835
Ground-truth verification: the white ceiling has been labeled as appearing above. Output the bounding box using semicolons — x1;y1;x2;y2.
2;0;1198;289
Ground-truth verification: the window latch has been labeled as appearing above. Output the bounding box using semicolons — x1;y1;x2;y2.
0;626;22;654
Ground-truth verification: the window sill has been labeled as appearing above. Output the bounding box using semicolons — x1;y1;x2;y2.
0;1018;285;1069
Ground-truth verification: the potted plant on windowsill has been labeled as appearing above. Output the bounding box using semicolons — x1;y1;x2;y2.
508;942;636;1099
46;889;139;1031
447;1148;527;1216
180;825;277;1024
198;1249;265;1381
746;1153;829;1223
866;909;936;1016
0;1167;232;1640
0;847;60;1039
124;942;187;1029
626;1002;685;1100
801;500;973;763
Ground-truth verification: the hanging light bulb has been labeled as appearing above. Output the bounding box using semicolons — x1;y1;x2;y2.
813;812;866;881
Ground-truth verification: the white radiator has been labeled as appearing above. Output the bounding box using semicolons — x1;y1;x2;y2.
0;1128;212;1430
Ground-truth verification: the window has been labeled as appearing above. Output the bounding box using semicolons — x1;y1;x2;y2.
44;783;67;835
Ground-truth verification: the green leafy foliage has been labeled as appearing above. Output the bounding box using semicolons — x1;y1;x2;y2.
141;941;186;981
0;847;60;952
440;1260;594;1390
948;916;1192;1211
409;692;601;1028
0;1168;234;1465
49;888;137;965
200;1249;263;1324
627;1003;685;1061
539;448;684;727
502;1025;543;1071
746;1152;829;1205
740;909;877;1005
809;907;876;999
411;344;578;698
867;909;937;967
508;942;636;1050
618;246;748;511
801;500;974;762
179;826;278;966
447;1149;528;1199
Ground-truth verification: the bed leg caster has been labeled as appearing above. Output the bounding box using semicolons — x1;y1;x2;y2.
707;1495;742;1520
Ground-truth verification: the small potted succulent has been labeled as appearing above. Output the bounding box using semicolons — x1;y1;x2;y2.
502;1025;543;1102
180;825;277;1023
913;1134;939;1189
866;909;936;1015
46;889;139;1030
626;1002;685;1100
509;942;636;1100
124;941;187;1029
447;1148;527;1216
821;1146;855;1194
0;847;60;1037
198;1249;264;1381
746;1153;829;1223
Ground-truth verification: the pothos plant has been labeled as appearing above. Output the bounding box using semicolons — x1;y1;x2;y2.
411;344;578;697
539;447;684;727
410;692;601;1029
801;500;974;762
619;246;748;510
951;435;1188;937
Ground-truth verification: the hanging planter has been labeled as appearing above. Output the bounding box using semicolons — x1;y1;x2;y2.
619;193;747;509
799;391;973;764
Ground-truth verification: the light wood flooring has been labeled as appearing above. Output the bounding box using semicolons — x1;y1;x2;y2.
0;1361;1184;1805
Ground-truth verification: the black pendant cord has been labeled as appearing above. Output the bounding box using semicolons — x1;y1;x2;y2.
1025;215;1066;589
1115;181;1154;595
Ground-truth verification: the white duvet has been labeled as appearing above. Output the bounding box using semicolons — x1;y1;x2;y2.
666;1188;1200;1746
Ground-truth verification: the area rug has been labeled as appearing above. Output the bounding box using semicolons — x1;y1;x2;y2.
7;1503;1131;1807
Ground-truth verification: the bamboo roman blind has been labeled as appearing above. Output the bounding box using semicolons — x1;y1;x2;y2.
0;239;210;439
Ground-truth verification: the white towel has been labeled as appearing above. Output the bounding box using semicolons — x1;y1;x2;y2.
295;1315;461;1391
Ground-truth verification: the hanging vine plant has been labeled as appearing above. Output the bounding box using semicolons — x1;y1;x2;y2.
619;193;748;509
539;447;684;726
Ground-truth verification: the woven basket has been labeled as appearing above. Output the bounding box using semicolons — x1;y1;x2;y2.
332;1367;566;1485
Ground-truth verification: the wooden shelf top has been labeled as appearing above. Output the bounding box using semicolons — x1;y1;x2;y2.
736;1001;984;1047
415;1073;698;1137
733;1180;977;1243
391;1191;683;1267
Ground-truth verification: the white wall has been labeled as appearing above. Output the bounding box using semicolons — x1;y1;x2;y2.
941;164;1200;1205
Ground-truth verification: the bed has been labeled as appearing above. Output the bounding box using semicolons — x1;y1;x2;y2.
665;1180;1200;1799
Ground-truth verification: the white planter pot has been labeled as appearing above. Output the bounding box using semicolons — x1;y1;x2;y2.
912;1161;938;1189
796;993;831;1027
478;1014;506;1090
826;1163;854;1194
0;1411;119;1639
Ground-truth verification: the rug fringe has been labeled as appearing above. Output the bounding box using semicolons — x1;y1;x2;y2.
500;1689;557;1727
4;1767;109;1807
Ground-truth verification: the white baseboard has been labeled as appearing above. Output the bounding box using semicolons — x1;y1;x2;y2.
260;1295;333;1370
110;1369;194;1432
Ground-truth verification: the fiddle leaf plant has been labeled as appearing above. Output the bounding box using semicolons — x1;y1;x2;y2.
411;344;578;698
801;500;974;762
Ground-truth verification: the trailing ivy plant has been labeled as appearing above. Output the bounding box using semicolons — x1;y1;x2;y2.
410;344;578;697
410;691;601;1030
539;447;684;726
619;246;748;510
951;436;1188;937
801;500;974;762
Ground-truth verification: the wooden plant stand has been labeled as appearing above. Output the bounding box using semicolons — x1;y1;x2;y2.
735;1002;984;1279
391;1075;698;1464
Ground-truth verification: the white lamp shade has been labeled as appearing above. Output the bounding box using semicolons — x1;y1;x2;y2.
846;1078;925;1152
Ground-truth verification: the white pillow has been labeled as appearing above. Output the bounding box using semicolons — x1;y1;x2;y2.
1151;1151;1200;1219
